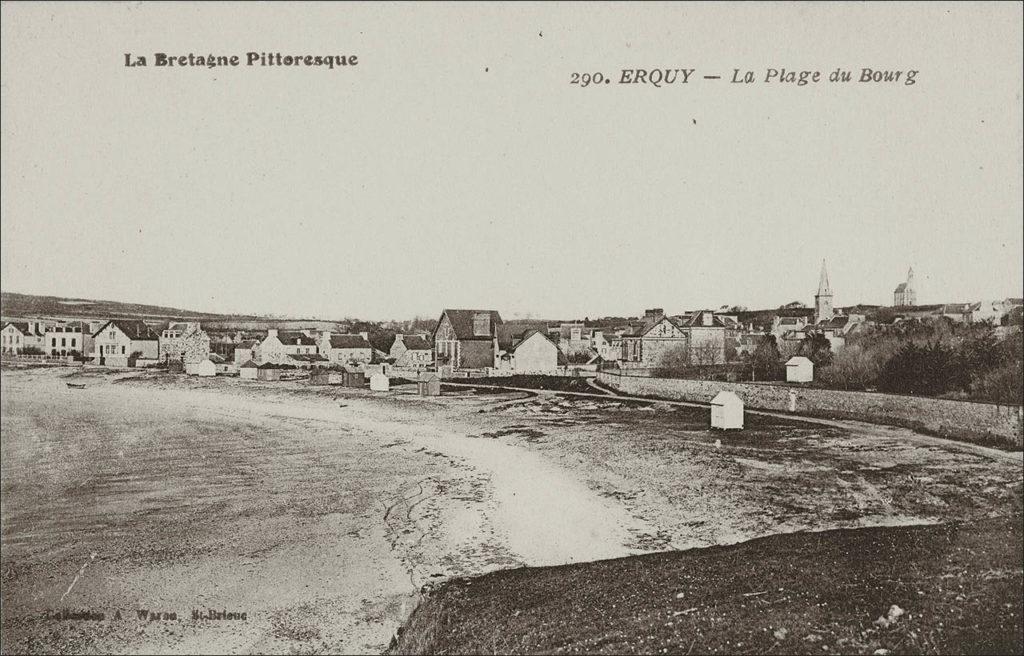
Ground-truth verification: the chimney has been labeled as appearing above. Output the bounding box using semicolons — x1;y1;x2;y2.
394;334;405;345
703;311;712;326
644;308;665;323
359;331;369;341
268;329;278;339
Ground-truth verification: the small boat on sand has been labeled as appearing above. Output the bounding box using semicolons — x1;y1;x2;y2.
66;382;86;389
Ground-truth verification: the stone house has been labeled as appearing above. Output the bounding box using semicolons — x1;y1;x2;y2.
681;310;728;365
319;332;373;365
91;320;160;366
258;329;319;365
160;322;211;364
389;334;432;368
433;309;503;371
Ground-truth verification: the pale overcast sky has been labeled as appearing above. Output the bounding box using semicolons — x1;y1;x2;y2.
2;2;1021;320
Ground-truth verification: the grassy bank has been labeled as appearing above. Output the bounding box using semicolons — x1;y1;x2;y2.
390;516;1023;655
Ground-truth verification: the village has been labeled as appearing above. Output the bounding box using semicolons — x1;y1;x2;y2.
2;263;1021;399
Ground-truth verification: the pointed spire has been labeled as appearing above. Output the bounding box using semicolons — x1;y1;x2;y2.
817;259;831;296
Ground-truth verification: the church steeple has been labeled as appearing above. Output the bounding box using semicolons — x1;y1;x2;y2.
817;259;831;297
815;259;834;323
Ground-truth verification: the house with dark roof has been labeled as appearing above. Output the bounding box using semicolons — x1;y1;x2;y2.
389;333;433;368
318;332;373;365
258;328;320;364
233;339;260;365
681;310;729;365
509;329;564;373
2;321;45;354
620;313;688;367
433;309;503;371
42;321;88;357
91;320;160;366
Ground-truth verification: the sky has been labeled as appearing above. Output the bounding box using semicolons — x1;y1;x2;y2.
1;2;1022;321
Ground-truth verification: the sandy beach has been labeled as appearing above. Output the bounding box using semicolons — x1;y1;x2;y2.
2;367;1020;654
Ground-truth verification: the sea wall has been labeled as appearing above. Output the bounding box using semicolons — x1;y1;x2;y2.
597;372;1023;449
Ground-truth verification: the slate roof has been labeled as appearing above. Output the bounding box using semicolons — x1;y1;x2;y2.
235;340;258;349
93;320;159;340
437;309;503;340
239;360;258;368
328;334;371;349
208;353;226;364
275;331;318;346
682;311;729;328
400;335;432;350
166;322;190;332
3;322;32;335
288;353;329;362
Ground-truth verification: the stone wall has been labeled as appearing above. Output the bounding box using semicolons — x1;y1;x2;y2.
597;372;1023;449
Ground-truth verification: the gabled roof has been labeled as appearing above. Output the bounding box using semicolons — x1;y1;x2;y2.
274;331;318;346
682;311;729;329
166;322;190;332
2;322;31;335
512;329;560;352
400;335;431;350
93;320;159;340
893;282;909;293
208;353;226;364
239;359;258;368
236;340;258;349
640;316;687;337
328;334;371;349
436;309;503;340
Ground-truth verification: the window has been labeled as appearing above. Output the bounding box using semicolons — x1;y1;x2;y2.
52;338;57;347
71;339;76;347
121;346;126;354
61;338;66;347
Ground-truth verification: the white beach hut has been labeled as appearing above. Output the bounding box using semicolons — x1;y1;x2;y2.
786;356;814;383
710;391;744;430
194;358;217;377
369;372;390;392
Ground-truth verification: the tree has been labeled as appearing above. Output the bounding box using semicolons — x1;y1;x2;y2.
798;332;833;367
752;335;783;381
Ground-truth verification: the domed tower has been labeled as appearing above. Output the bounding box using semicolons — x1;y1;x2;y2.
814;259;834;324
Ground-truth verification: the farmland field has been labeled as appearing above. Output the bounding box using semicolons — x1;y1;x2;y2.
1;367;1021;654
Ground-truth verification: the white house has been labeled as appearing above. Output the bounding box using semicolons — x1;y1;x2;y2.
92;320;160;367
510;330;561;373
786;356;814;383
259;329;319;364
319;332;373;365
710;391;744;430
1;322;45;354
42;322;87;357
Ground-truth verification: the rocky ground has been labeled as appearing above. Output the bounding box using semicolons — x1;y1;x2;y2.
1;366;1020;654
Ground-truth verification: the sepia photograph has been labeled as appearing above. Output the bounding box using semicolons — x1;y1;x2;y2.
1;2;1022;654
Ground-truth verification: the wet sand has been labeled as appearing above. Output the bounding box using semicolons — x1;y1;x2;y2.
2;367;1020;654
